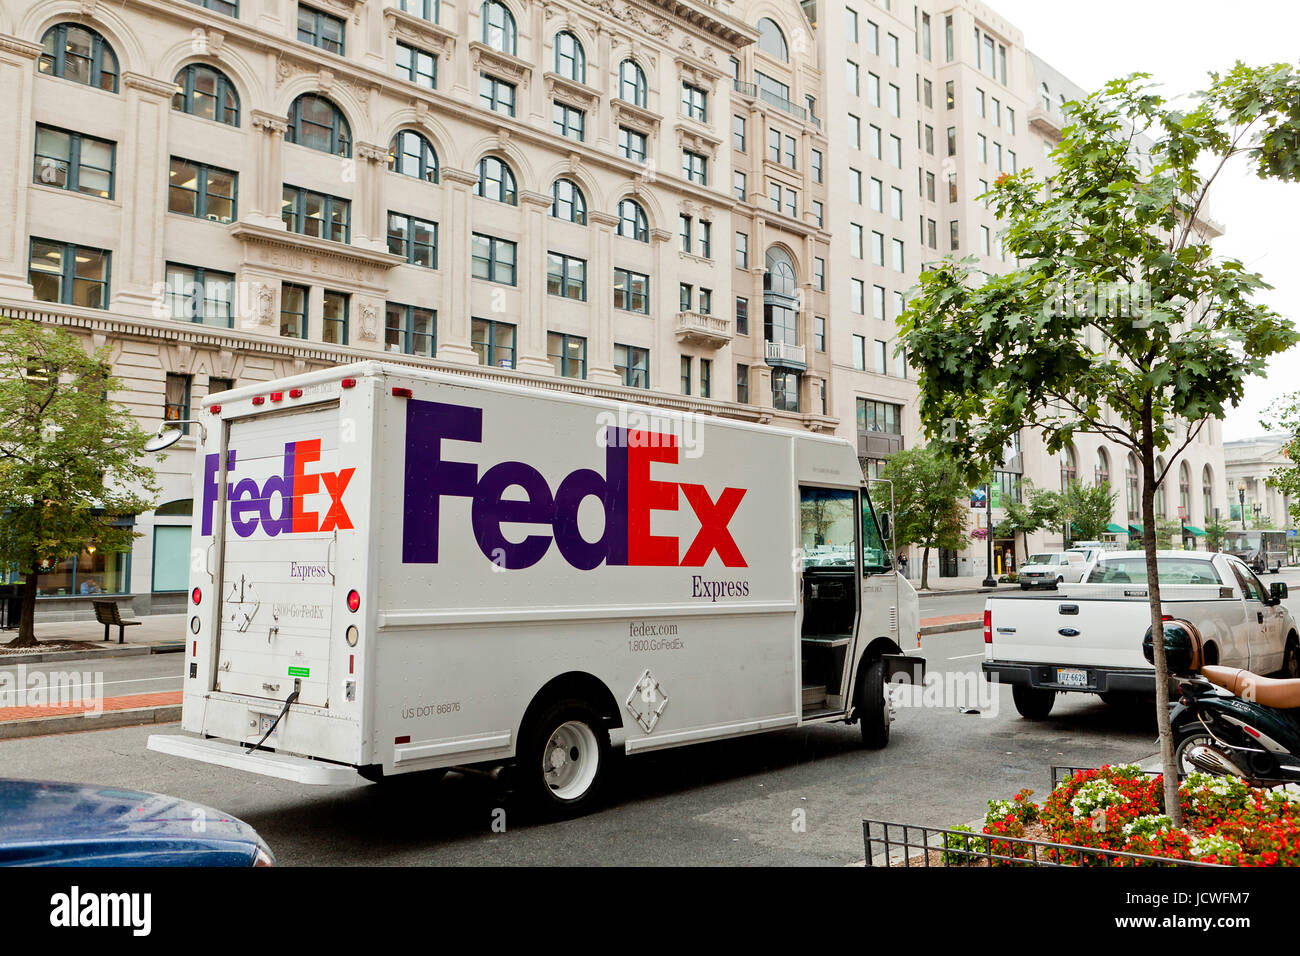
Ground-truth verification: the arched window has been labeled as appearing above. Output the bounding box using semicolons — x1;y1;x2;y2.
475;156;516;205
286;93;351;156
1060;445;1078;489
1041;82;1051;112
1095;447;1110;487
481;0;517;55
550;179;586;224
1126;452;1140;521
554;31;585;83
616;198;648;241
756;18;788;61
172;64;240;127
398;0;438;22
39;23;119;92
1202;464;1215;524
388;130;438;182
1179;461;1191;520
618;59;647;107
763;247;799;346
1154;456;1167;518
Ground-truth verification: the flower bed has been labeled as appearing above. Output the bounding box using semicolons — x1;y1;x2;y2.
945;765;1300;866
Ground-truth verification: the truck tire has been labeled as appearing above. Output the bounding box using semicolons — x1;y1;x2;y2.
858;658;890;749
1012;685;1056;720
1280;637;1300;680
515;698;611;818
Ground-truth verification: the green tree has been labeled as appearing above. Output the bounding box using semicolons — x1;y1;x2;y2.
1204;515;1231;552
879;446;972;590
995;481;1059;562
898;68;1300;824
1265;391;1300;525
1058;482;1120;543
0;320;159;647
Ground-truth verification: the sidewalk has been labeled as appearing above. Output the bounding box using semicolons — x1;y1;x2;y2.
908;575;1018;596
0;614;187;664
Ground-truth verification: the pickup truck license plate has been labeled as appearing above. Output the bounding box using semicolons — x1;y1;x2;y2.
1056;668;1088;688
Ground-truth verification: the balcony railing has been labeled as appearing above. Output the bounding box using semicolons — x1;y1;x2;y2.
673;311;733;348
733;79;757;98
764;340;806;368
733;80;821;128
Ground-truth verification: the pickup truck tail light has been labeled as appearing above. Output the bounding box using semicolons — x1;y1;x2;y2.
983;609;992;644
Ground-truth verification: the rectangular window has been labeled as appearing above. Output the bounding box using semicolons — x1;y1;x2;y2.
682;150;707;185
614;267;649;313
34;125;115;199
1008;150;1016;173
926;171;936;201
771;369;799;412
784;135;797;169
980;225;990;255
812;201;823;228
546;252;586;300
945;80;954;109
679;283;692;312
814;316;826;352
164;373;192;435
851;223;863;258
547;331;586;379
736;363;749;403
282;185;349;243
992;97;1001;126
874;339;887;374
479;74;516;117
924;124;934;155
322;290;348;344
948;173;958;203
698;220;711;259
945;14;953;61
298;5;345;55
873;284;885;320
814;257;825;290
1007;107;1016;134
189;0;239;16
700;358;711;398
865;19;878;54
923;78;933;108
280;283;307;338
387;211;438;268
852;334;866;370
552;101;585;141
768;128;781;164
396;42;436;89
735;231;748;269
977;88;986;118
681;355;692;395
472;317;516;368
921;11;931;60
849;114;861;149
679;214;692;253
869;124;881;159
846;7;858;42
28;238;110;308
733;170;746;201
887;32;899;66
927;218;937;249
471;233;517;285
892;290;905;318
867;72;880;107
888;83;900;117
733;114;746;151
949;220;959;250
615;343;649;388
871;230;884;266
847;61;859;96
857;399;903;434
891;238;904;272
890;186;903;220
977;133;987;164
811;149;822;183
698;288;712;314
682;83;707;123
889;135;902;168
784;188;797;218
736;297;749;335
618;127;647;162
163;263;234;327
168;157;236;222
851;278;864;314
208;376;234;394
385;302;436;357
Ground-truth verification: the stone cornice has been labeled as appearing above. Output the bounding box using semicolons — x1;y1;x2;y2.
519;190;554;209
356;141;389;163
611;98;661;135
469;41;535;88
122;71;178;98
0;36;43;60
383;6;457;56
229;222;405;271
441;167;481;187
544;72;601;109
587;210;620;228
250;109;289;133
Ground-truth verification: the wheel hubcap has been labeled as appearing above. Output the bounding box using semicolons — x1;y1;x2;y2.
543;720;599;801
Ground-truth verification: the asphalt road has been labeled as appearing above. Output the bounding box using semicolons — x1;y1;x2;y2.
0;653;183;699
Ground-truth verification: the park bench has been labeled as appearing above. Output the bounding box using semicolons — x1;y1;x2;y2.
93;600;141;644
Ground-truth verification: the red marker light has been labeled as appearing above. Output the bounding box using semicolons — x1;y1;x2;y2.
210;404;222;413
983;609;992;644
341;378;357;389
347;589;360;612
392;387;413;398
252;396;265;406
269;391;283;402
192;641;197;657
192;587;202;605
395;736;411;745
289;388;303;399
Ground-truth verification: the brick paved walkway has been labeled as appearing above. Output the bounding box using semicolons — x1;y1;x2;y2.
0;690;181;722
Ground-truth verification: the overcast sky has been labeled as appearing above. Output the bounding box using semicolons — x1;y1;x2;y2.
989;0;1300;441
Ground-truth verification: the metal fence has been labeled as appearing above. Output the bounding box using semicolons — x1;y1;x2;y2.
1050;764;1171;790
862;819;1223;868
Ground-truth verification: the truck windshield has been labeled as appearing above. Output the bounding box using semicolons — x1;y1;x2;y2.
1084;556;1222;585
1026;554;1054;565
861;493;891;573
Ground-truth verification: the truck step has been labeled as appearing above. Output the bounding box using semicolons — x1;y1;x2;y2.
802;684;827;708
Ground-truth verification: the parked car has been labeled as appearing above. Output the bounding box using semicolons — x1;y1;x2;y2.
983;550;1298;718
1017;551;1088;589
0;778;275;866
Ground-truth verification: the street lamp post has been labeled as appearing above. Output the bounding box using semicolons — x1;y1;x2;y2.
982;482;997;588
1237;482;1247;531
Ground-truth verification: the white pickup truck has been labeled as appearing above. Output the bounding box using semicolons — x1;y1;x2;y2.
983;551;1298;718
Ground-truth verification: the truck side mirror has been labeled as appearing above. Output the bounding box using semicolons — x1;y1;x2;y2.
1271;582;1288;603
878;513;891;541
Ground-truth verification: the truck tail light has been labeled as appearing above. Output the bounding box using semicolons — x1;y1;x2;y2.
392;387;413;398
347;590;360;613
289;388;303;398
341;378;357;389
210;404;222;413
192;587;202;605
983;609;992;644
269;391;283;402
252;396;265;406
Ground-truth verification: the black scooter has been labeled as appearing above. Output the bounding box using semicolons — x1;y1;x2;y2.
1144;619;1300;786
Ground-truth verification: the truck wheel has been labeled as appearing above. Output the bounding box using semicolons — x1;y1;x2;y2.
1280;638;1300;680
516;699;610;818
858;658;891;749
1012;685;1056;720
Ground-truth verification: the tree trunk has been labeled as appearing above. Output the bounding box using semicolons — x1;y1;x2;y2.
920;545;931;590
1141;409;1183;827
4;569;40;648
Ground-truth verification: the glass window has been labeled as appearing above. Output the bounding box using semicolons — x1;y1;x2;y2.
39;24;119;92
172;64;240;126
33;125;115;199
472;317;517;368
28;238;110;309
733;170;746;201
322;290;348;344
615;344;649;388
164;263;234;328
398;0;438;21
852;334;865;370
471;233;517;285
551;178;586;223
614;268;649;313
167;157;236;223
757;18;788;61
814;257;824;290
286;93;351;156
554;31;585;83
396;42;437;89
388;130;438;182
280;283;307;338
387;211;438;268
682;83;707;123
475;156;517;205
681;355;692;395
616;199;648;241
546;252;586;300
385;302;436;357
737;363;749;403
736;297;749;335
1086;556;1223;586
772;369;799;411
619;60;646;106
618;126;647;162
548;332;586;379
682;150;707;185
481;0;517;55
282;185;349;243
479;74;516;116
733;115;746;151
552;101;585;141
297;6;345;55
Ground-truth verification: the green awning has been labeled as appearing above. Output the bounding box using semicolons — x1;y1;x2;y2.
1128;524;1143;536
1105;523;1128;534
1183;525;1206;536
1069;522;1083;536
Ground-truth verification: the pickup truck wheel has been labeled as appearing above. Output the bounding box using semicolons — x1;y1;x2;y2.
1012;685;1056;720
1280;638;1300;680
516;699;610;818
858;658;890;749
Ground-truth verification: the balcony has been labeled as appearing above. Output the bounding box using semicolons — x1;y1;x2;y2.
858;430;904;459
764;339;806;369
674;311;733;348
732;79;821;129
1028;106;1061;140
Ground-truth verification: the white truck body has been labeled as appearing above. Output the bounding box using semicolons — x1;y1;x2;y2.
149;362;919;789
984;551;1297;698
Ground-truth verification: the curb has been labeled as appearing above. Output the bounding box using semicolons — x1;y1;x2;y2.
0;642;184;666
0;704;181;740
916;586;1013;598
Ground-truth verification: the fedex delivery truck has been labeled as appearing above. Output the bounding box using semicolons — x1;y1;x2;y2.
148;362;921;816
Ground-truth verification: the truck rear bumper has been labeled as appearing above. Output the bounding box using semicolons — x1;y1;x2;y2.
982;660;1154;694
148;734;360;786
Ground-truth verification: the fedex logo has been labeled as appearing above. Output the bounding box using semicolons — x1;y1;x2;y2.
402;399;746;570
201;439;355;538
